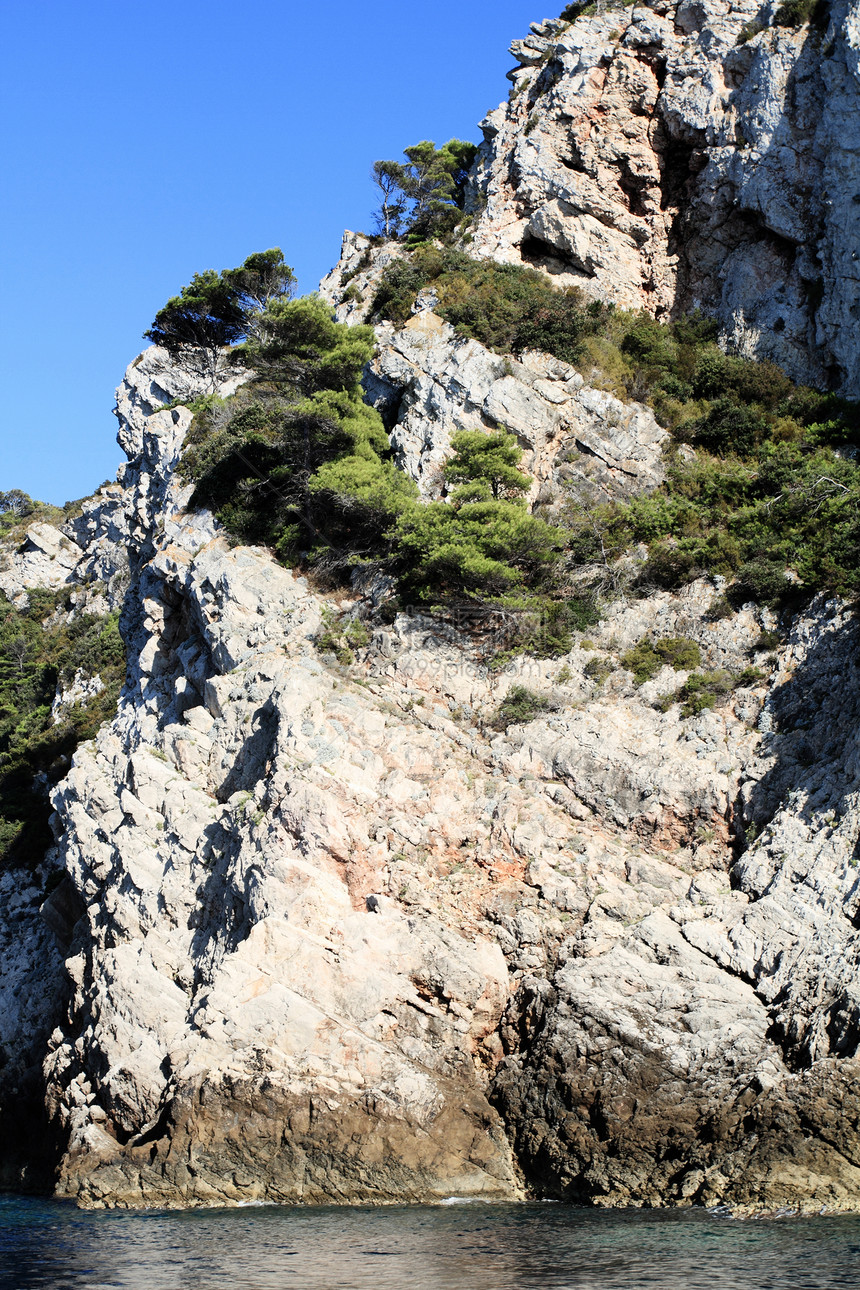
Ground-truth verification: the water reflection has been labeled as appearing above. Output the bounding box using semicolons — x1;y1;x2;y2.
1;1198;859;1290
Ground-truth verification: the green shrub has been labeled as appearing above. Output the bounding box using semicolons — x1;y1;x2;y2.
736;665;765;686
183;295;417;575
666;670;735;717
566;597;601;632
371;247;609;364
395;494;562;601
639;541;702;589
621;636;702;684
730;558;791;606
394;429;563;603
621;639;659;684
706;594;735;621
774;0;826;25
584;656;613;685
500;596;598;660
367;259;427;323
315;610;371;665
443;429;532;499
656;637;702;671
369;243;860;611
580;434;860;603
737;18;766;41
0;590;126;870
656;664;767;717
691;353;792;409
686;398;767;457
490;685;553;730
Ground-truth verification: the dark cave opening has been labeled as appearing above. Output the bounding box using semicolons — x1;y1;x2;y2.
659;137;698;214
617;161;652;218
520;233;565;264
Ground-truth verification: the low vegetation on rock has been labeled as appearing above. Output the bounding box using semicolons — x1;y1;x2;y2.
370;246;860;602
0;492;81;542
150;237;860;665
370;245;610;362
620;635;702;685
489;684;555;731
0;583;125;868
656;668;750;718
168;258;591;657
181;292;412;570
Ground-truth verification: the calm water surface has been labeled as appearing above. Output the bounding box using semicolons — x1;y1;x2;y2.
2;1196;859;1290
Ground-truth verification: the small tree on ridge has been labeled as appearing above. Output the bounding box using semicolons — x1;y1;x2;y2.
144;249;296;389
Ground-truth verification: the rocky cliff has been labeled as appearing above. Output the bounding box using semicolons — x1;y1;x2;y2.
2;0;860;1215
463;0;860;395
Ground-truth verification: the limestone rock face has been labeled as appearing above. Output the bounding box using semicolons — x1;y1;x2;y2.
0;338;859;1212
493;598;860;1213
0;347;236;1191
0;869;67;1192
5;29;860;1199
0;522;83;604
37;391;860;1212
365;312;667;502
30;348;527;1208
319;231;404;326
465;2;860;394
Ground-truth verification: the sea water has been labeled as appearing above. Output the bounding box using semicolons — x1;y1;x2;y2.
2;1195;860;1290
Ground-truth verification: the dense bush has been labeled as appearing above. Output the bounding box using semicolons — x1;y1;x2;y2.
583;655;614;685
370;240;860;608
619;442;860;599
182;295;415;572
730;558;792;607
664;670;736;717
179;234;860;645
369;259;429;324
371;247;610;362
490;684;554;731
314;609;372;665
394;430;563;603
657;665;763;717
179;276;567;628
0;589;125;869
773;0;828;26
684;398;768;457
621;636;702;684
559;308;860;603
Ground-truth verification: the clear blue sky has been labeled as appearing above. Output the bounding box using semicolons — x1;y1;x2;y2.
0;0;540;506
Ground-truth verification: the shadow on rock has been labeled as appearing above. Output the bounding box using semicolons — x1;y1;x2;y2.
737;601;860;849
